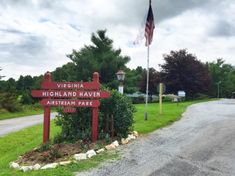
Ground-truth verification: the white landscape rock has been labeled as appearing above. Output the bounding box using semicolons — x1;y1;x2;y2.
133;131;139;138
127;134;136;140
20;166;33;172
59;160;72;166
105;144;116;150
96;148;105;154
41;163;58;170
74;153;87;161
9;162;20;170
121;138;129;145
112;140;119;147
33;163;41;170
86;150;96;158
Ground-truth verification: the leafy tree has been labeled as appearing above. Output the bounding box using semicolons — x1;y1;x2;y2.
67;30;130;89
139;67;161;97
160;49;211;98
208;59;235;97
124;66;144;93
52;62;77;82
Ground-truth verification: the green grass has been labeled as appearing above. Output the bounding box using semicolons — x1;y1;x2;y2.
0;99;214;175
134;101;195;133
0;120;118;176
0;105;44;121
0;105;58;121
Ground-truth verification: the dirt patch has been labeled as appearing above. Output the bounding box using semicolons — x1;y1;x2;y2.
17;141;101;165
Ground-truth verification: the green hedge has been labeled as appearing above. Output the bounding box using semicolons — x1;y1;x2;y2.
54;90;135;143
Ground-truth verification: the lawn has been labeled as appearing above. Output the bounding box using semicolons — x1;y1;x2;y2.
0;105;44;121
0;105;57;121
0;100;212;175
134;101;200;134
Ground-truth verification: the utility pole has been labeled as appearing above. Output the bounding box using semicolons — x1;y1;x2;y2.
217;81;221;98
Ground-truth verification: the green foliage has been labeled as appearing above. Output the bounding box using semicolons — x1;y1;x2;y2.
160;49;211;98
193;93;210;100
0;92;22;112
52;62;77;82
100;90;136;138
55;90;135;142
124;66;144;94
38;142;51;152
20;90;34;104
139;67;161;96
67;30;130;89
55;107;92;143
208;59;235;98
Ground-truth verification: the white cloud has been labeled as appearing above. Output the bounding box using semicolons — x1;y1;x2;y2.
0;0;235;79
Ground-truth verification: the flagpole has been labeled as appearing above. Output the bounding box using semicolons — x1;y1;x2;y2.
144;44;150;121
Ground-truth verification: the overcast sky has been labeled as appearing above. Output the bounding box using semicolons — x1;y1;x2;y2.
0;0;235;80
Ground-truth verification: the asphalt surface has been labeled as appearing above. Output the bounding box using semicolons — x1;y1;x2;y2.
77;99;235;176
0;113;57;137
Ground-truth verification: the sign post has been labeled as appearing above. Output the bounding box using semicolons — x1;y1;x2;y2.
32;72;110;144
92;72;99;142
159;83;163;115
43;72;51;143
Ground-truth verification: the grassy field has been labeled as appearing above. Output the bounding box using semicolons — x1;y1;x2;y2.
0;105;44;121
0;100;212;175
0;105;58;121
134;101;201;134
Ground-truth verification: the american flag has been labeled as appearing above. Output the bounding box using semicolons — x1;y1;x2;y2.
145;3;155;46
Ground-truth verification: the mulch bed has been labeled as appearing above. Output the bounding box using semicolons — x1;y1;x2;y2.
17;142;98;165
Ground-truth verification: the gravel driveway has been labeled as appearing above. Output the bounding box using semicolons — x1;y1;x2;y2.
77;99;235;176
0;113;57;137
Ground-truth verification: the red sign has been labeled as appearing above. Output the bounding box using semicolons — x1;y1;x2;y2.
31;72;109;144
41;82;100;90
40;99;100;107
63;107;76;113
32;90;110;98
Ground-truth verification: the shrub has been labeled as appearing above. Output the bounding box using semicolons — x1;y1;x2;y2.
0;92;22;112
193;93;209;100
20;91;34;104
100;90;135;138
55;90;135;143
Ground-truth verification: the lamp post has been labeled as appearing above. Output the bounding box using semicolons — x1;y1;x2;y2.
116;70;125;94
217;81;221;98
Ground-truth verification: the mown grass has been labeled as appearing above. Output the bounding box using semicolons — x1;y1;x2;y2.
134;101;199;134
0;121;118;176
0;105;44;121
0;105;58;121
0;99;214;175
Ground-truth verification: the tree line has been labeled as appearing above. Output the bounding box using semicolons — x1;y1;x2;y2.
0;30;235;111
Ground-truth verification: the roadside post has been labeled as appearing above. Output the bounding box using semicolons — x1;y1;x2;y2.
159;83;163;114
32;72;110;144
42;72;51;143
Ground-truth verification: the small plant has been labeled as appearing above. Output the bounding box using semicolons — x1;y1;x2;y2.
55;90;135;142
38;142;51;152
49;148;62;160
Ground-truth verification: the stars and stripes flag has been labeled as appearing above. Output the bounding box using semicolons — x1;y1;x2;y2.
145;2;155;46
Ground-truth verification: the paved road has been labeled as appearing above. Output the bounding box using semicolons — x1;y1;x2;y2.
0;113;57;137
77;99;235;176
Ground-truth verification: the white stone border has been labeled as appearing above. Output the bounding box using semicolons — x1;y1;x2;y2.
9;131;138;172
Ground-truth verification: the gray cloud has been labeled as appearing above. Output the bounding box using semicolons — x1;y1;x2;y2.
0;35;48;64
0;0;220;27
209;20;235;37
0;28;29;35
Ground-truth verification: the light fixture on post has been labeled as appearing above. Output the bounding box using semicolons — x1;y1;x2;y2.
116;70;125;94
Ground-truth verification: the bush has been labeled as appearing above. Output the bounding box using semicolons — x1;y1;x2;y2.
193;93;209;100
100;90;136;138
55;90;135;143
0;92;22;112
20;91;34;104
